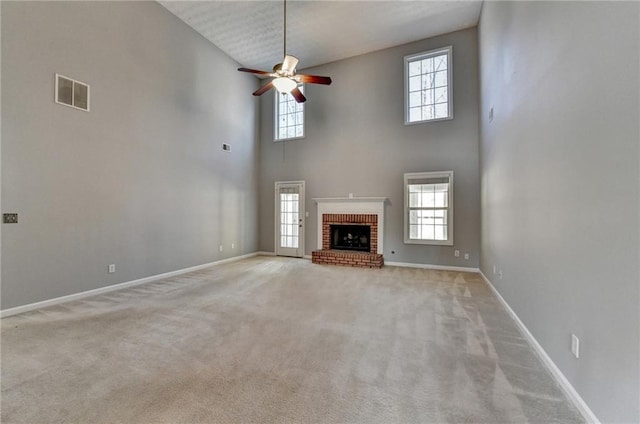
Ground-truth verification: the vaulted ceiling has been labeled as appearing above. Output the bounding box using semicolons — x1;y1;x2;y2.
159;1;482;72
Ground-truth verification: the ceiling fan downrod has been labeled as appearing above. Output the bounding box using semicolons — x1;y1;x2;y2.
283;0;287;59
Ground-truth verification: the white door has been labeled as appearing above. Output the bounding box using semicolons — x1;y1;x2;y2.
275;181;305;257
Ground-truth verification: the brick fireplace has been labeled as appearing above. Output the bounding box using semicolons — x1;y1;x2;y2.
311;197;387;268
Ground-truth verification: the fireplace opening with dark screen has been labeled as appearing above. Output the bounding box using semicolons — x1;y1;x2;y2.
330;224;371;252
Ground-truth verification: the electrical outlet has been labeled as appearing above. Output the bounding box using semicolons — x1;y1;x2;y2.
222;143;231;152
219;245;223;252
108;264;115;273
454;250;460;257
493;265;497;274
464;253;469;260
571;334;580;358
231;243;235;249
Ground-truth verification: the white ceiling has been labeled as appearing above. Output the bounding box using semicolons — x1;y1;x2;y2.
159;0;482;72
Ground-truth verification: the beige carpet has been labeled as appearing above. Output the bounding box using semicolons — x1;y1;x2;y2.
1;256;583;423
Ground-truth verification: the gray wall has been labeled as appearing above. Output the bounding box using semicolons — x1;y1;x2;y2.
258;28;480;268
1;1;260;309
479;2;639;422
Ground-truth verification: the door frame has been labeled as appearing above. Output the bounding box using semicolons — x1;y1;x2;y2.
274;180;305;257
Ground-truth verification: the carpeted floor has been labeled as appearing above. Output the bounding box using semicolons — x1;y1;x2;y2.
1;256;583;423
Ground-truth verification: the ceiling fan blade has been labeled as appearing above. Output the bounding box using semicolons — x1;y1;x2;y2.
290;87;307;103
296;74;332;85
238;67;272;76
281;55;299;74
253;81;274;96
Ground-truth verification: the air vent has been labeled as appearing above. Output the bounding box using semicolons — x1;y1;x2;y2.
3;213;18;224
55;74;90;111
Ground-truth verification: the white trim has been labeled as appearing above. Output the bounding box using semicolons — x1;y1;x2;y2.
0;252;260;318
385;261;478;273
479;271;600;424
275;180;305;258
257;251;311;260
313;197;388;204
313;197;387;254
404;170;454;246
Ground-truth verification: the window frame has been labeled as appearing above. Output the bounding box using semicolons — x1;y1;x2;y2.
403;170;454;246
274;84;305;142
404;46;453;125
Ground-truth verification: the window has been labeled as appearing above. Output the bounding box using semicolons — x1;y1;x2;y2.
275;84;304;141
404;46;452;124
404;171;453;245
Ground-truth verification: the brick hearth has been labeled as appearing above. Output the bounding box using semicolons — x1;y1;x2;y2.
312;213;383;268
312;250;383;268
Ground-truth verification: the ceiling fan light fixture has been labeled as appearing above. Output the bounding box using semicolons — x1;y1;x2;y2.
237;0;331;102
272;77;297;93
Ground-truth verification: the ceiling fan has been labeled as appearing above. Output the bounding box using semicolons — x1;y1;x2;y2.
237;0;332;103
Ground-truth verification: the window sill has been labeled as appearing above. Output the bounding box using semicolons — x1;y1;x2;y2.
274;135;305;142
404;115;454;126
404;238;453;246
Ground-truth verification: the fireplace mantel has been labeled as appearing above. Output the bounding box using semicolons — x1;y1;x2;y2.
313;197;388;254
313;197;388;204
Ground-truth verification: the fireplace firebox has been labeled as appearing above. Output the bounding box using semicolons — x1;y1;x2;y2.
330;224;371;252
312;209;384;268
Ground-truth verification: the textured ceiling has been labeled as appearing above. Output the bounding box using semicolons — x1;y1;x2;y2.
159;1;482;72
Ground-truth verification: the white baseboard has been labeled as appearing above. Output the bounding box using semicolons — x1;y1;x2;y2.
478;271;600;424
258;251;311;260
385;260;479;273
0;252;260;318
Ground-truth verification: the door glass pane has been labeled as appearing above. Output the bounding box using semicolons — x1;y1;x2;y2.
280;191;299;248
